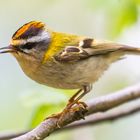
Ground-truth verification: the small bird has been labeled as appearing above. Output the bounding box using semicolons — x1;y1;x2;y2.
1;21;140;118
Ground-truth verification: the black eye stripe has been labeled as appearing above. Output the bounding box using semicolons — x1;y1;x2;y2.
19;42;36;50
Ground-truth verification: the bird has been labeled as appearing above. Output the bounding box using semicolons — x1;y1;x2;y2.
1;21;140;122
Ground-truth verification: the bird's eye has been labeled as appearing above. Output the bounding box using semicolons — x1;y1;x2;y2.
19;42;35;50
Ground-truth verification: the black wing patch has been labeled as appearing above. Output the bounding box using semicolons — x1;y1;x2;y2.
54;46;89;62
54;38;94;62
81;38;93;48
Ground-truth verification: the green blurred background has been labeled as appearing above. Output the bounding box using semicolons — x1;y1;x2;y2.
0;0;140;139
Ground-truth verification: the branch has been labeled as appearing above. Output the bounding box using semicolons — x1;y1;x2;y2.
64;101;140;130
87;83;140;115
1;83;140;140
1;101;140;140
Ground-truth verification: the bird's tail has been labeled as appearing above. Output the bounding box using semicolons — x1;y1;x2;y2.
90;41;140;56
120;45;140;55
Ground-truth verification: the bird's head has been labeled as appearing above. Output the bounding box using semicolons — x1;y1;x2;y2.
0;21;51;61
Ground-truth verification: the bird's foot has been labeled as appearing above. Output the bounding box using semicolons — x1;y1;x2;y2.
46;101;88;128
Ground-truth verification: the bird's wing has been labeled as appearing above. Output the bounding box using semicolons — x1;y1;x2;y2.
54;38;124;62
54;45;89;62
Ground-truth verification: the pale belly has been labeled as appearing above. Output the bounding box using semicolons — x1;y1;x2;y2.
27;56;113;89
16;52;122;89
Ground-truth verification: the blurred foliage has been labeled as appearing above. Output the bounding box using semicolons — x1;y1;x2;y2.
87;0;140;38
29;104;63;128
20;87;77;128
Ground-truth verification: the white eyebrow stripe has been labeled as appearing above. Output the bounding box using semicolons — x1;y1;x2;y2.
27;31;50;43
11;31;50;46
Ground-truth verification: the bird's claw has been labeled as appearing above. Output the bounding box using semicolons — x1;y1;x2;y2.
45;101;88;128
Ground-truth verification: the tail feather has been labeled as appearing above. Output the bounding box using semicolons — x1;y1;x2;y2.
91;42;140;55
120;45;140;55
86;40;140;56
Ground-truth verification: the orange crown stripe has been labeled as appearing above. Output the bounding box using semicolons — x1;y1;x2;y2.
13;21;45;39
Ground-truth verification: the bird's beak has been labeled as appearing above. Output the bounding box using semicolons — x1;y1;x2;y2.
0;45;16;54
